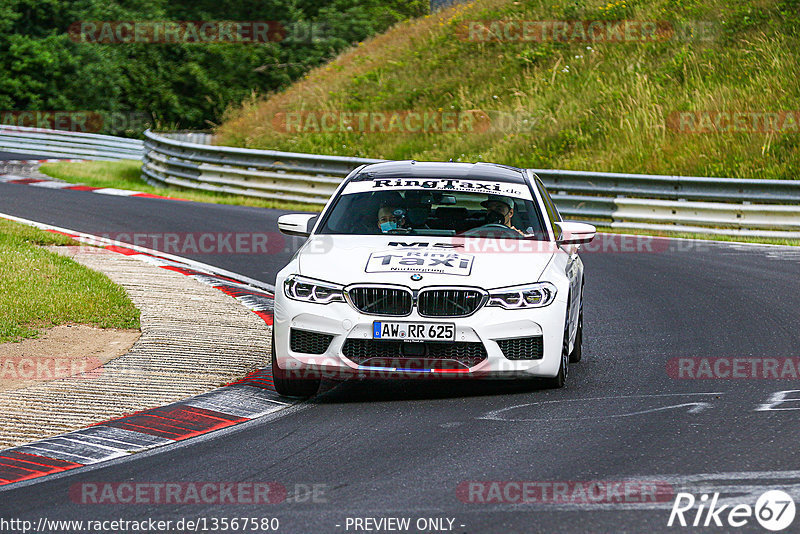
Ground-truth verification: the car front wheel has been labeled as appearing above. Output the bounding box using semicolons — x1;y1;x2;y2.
569;301;583;363
271;330;321;398
542;305;570;389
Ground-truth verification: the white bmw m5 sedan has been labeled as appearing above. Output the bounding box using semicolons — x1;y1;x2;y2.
272;161;595;397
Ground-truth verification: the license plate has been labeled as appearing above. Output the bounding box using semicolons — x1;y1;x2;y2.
373;322;455;342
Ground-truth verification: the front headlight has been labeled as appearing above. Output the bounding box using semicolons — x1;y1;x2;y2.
486;282;557;309
284;275;345;304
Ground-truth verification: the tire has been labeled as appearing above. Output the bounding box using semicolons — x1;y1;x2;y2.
542;305;569;389
569;304;583;363
271;330;320;398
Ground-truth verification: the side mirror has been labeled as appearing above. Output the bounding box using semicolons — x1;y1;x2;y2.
278;214;318;237
555;221;596;245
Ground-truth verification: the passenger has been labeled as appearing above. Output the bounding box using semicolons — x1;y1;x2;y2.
377;206;405;233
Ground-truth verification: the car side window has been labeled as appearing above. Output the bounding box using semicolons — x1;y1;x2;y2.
534;177;561;236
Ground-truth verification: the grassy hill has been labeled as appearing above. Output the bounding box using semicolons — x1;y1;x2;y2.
216;0;800;180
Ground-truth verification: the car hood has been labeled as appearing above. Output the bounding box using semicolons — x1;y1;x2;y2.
296;235;556;288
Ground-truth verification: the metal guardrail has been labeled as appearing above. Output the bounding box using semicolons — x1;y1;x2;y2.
4;125;794;238
143;130;800;239
142;130;381;205
0;125;143;161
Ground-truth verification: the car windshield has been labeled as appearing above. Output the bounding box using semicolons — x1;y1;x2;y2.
318;180;548;240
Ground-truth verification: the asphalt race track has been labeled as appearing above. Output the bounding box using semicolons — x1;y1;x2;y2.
0;151;55;161
0;184;303;282
1;181;799;533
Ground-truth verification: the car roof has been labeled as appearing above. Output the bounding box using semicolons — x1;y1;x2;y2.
349;161;528;184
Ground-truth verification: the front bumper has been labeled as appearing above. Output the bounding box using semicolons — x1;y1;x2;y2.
273;294;566;379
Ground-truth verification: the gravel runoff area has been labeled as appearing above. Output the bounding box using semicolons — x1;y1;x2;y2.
0;161;52;179
0;245;271;449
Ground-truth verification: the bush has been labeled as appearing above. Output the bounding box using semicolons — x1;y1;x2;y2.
0;0;427;135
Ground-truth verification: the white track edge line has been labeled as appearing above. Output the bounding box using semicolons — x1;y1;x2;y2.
0;211;275;292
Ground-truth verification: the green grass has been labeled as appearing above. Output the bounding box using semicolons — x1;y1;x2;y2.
39;160;324;212
0;219;141;343
216;0;800;180
593;226;800;246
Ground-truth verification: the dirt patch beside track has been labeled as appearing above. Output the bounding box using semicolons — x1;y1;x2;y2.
0;325;139;392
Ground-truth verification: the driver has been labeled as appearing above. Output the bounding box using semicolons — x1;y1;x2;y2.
480;195;523;234
378;206;405;233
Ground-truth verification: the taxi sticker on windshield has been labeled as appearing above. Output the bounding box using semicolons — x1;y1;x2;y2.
343;178;532;200
365;250;474;276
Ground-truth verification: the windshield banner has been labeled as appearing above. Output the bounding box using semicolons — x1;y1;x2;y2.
342;178;533;200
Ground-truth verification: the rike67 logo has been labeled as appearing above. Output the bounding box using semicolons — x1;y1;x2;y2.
668;490;796;531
